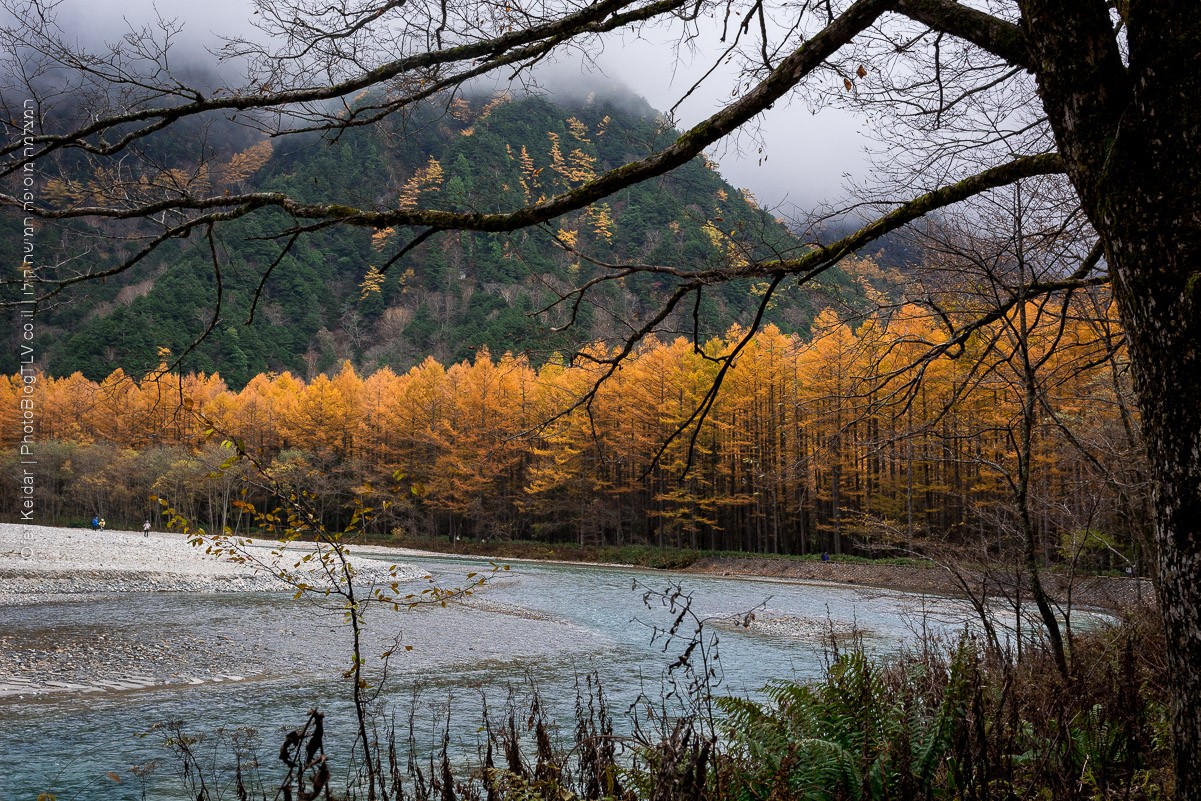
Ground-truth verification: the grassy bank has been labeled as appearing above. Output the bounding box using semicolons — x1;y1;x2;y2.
365;535;929;571
372;535;708;568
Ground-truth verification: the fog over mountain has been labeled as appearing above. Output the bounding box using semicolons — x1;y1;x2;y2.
15;0;871;212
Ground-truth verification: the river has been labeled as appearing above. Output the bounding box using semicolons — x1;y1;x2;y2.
0;552;999;801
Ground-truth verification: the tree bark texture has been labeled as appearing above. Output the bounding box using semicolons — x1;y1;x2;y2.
1020;0;1201;793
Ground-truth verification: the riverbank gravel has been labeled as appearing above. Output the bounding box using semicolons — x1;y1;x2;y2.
0;523;436;698
0;523;424;605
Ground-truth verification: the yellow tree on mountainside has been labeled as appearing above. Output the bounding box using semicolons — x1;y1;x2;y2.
372;356;451;532
281;363;364;460
424;350;536;537
794;311;872;555
522;347;632;543
711;324;804;553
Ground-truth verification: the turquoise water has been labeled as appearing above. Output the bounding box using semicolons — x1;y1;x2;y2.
0;554;992;801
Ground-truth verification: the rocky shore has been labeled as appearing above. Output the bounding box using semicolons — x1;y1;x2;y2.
0;523;423;606
0;523;435;698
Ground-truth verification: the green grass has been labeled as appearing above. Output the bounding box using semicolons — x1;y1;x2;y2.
359;535;934;570
359;536;704;568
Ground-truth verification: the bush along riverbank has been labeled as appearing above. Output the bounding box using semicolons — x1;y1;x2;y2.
158;595;1171;801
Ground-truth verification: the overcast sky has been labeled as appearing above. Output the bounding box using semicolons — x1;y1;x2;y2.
597;36;870;214
37;0;873;213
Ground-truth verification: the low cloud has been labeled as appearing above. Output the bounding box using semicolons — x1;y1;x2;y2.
24;0;871;210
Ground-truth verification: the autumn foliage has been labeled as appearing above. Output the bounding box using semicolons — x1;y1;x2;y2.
3;300;1145;564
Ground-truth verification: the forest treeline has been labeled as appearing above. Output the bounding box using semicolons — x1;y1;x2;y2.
4;298;1148;567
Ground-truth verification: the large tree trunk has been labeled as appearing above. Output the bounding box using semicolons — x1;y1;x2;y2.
1110;233;1201;798
1021;0;1201;793
1100;6;1201;793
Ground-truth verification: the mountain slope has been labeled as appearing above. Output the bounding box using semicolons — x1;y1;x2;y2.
15;90;866;385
